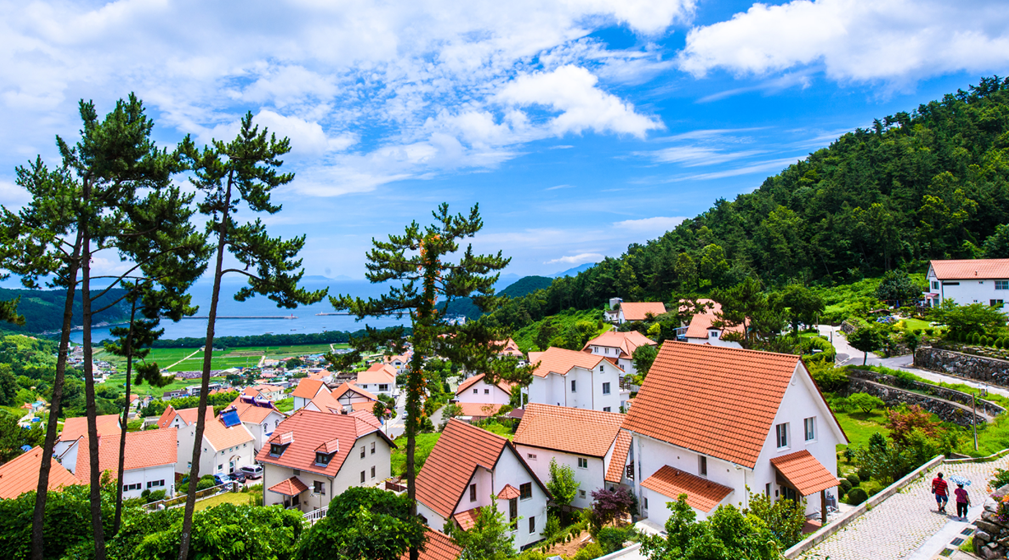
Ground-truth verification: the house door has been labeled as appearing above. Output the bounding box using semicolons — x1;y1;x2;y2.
782;486;798;503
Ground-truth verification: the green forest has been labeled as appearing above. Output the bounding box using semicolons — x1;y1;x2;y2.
487;77;1009;331
0;287;129;334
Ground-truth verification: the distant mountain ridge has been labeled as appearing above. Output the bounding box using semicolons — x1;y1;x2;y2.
438;275;555;320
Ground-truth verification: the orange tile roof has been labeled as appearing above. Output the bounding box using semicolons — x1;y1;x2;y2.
0;446;81;499
60;414;121;443
292;378;326;399
618;302;667;321
350;401;376;412
74;429;178;482
683;299;746;339
229;399;283;424
349;410;384;436
268;476;309;496
415;419;509;519
402;529;462;560
930;259;1009;280
204;411;255;451
156;405;179;430
497;484;521;500
582;331;656;359
457;403;504;417
452;507;481;531
527;346;609;378
641;465;733;513
176;407;203;426
255;409;392;478
605;430;632;484
308;390;345;414
770;450;840;496
455;373;513;396
332;382;377;401
357;363;397;385
622;342;800;468
514;403;624;458
492;338;524;358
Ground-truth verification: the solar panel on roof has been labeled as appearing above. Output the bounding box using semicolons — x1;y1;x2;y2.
220;409;241;428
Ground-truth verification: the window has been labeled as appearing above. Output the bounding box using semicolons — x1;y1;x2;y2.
765;483;771;497
603;407;611;412
293;469;301;476
520;482;532;500
146;480;164;489
699;456;707;476
473;389;478;394
804;417;816;441
571;380;577;393
527;453;537;460
314;481;325;495
776;423;789;448
469;484;477;502
644;497;648;510
579;489;586;499
599;365;604;372
360;446;365;459
998;281;1009;290
602;382;611;394
269;443;287;457
992;299;1005;308
578;457;588;469
529;516;536;534
379;384;388;392
626;463;634;480
218;464;223;470
371;442;376;454
360;471;366;483
509;498;518;523
943;282;960;286
371;466;376;478
315;452;333;466
484;389;490;394
123;483;141;491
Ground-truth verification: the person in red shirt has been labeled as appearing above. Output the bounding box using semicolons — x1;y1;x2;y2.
932;472;949;513
955;483;971;519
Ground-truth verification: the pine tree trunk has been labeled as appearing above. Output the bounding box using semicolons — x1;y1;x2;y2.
81;232;108;560
114;296;138;534
30;231;83;560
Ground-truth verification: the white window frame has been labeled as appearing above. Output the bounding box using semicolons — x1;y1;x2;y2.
775;423;789;449
804;417;816;442
577;457;588;469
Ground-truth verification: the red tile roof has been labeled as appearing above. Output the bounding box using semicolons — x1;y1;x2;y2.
456;403;504;417
60;414;121;443
402;529;462;560
292;378;326;399
497;484;521;500
641;465;733;513
618;302;667;321
770;450;840;496
930;259;1009;280
452;507;481;531
605;431;632;484
492;338;524;358
622;342;801;468
156;405;179;430
683;299;746;340
415;419;509;519
582;330;655;359
74;428;178;482
268;476;308;496
204;411;254;451
0;446;81;499
256;409;392;478
455;373;513;396
514;403;623;458
527;347;611;378
358;363;397;385
229;399;283;424
332;382;377;401
349;410;384;436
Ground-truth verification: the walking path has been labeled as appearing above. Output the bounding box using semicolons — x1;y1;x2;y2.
163;347;203;371
801;458;1004;560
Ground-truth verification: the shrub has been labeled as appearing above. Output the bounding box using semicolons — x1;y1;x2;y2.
845;487;868;505
809;361;849;392
892;370;918;389
573;543;605;560
147;490;166;503
839;479;853;495
846;473;860;486
857;467;873;482
849;393;885;414
196;475;216;491
860;480;884;496
597;526;636;554
991;468;1009;490
542;515;561;539
924;328;934;336
518;551;548;560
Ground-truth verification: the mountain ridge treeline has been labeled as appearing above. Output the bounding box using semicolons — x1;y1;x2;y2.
487;77;1009;330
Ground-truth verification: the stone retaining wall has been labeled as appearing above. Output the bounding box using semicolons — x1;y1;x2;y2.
847;369;1005;418
915;347;1009;386
844;379;986;427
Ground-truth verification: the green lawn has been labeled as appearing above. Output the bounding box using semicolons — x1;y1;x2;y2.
103;375;206;398
392;432;440;477
274;398;294;413
901;317;933;331
834;409;891;450
193;492;256;512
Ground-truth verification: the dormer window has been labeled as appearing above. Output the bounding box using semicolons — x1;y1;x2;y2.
315;452;334;466
269;431;295;457
269;443;288;457
315;437;340;466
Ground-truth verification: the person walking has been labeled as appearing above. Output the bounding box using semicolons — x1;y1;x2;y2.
932;472;949;514
955;483;971;520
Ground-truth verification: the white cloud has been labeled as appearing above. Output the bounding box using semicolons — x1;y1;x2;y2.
642;146;764;166
613;216;687;232
670;156;807;181
677;0;1009;84
546;252;604;265
0;180;30;209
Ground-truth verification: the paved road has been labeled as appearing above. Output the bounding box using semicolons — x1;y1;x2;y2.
385;392;444;439
801;458;1002;560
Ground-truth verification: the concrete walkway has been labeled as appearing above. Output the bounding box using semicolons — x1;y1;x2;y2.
800;458;1004;560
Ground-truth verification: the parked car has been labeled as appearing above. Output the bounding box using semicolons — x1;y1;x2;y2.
240;465;264;480
213;474;232;485
232;472;247;483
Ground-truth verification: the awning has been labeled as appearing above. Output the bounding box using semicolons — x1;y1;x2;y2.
770;450;839;496
924;293;939;298
452;508;481;530
497;484;521;500
640;465;733;513
268;476;309;497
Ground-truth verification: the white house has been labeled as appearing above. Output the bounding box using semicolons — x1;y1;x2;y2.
291;378;330;412
356;363;398;397
513;404;631;509
582;331;656;375
622;342;846;531
256;409;394;514
54;414;121;459
228;397;287;454
455;373;513;406
924;259;1009;312
65;429;177;500
603;299;667;325
330;382;379;413
523;347;627;412
157;405;256;476
681;299;744;348
416;419;549;550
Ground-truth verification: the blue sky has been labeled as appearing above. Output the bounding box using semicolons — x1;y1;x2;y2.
1;0;1008;279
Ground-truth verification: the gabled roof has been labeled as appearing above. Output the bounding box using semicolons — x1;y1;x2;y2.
415;419;509;519
401;529;462;560
605;430;632;483
455;373;513;396
452;508;481;531
156;405;179;430
770;450;840;496
291;378;326;399
60;414;121;443
0;446;81;499
255;409;393;478
332;382;377;401
307;390;345;414
204;410;255;451
622;342;801;469
357;363;397;385
527;347;615;378
617;302;667;321
229;399;284;424
930;258;1009;280
683;299;746;340
582;330;656;358
349;410;384;436
514;403;623;458
497;484;521;500
268;476;308;496
641;465;733;513
492;338;524;358
74;429;178;482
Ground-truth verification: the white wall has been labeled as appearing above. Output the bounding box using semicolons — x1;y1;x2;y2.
929;270;1009;313
457;379;511;405
120;463;176;500
245;412;285;454
524;362;622;412
685;331;743;349
357;382;397;397
201;437;256;476
175;420;197;475
515;445;606;510
493;448;548;550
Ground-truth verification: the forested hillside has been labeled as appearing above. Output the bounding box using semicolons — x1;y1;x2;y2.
488;77;1009;330
0;287;129;334
438;275;554;320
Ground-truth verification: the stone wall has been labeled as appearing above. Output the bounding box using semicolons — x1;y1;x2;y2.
846;369;1005;418
843;378;986;427
973;485;1009;559
914;347;1009;386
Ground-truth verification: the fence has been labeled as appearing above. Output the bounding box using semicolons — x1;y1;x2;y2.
303;506;328;524
143;482;234;511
